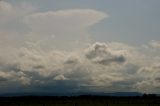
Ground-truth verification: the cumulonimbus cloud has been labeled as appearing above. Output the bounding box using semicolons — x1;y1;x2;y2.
0;1;160;94
0;1;35;25
0;42;127;92
22;9;108;50
0;41;160;93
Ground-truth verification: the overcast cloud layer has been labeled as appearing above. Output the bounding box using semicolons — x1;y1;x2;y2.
0;1;160;94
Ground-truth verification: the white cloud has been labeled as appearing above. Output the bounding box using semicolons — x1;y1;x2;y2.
149;40;160;48
0;41;159;93
54;75;68;80
24;9;107;31
0;42;127;91
135;64;160;93
0;71;13;81
19;76;31;86
23;9;108;50
0;1;35;25
0;1;12;12
0;1;36;55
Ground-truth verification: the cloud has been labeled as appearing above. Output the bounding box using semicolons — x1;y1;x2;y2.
19;76;31;86
24;9;107;31
0;71;12;82
0;3;160;93
23;9;108;50
0;1;12;12
0;1;36;53
0;8;108;61
0;42;129;93
0;1;35;25
0;41;159;93
135;63;160;93
149;40;160;48
54;75;69;81
85;42;126;65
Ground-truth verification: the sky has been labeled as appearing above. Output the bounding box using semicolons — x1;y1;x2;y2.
0;0;160;94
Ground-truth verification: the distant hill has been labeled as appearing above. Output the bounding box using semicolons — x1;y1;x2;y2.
0;92;144;97
103;92;143;96
78;92;143;97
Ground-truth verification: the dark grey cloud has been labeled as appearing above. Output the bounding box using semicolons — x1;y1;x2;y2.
85;42;126;65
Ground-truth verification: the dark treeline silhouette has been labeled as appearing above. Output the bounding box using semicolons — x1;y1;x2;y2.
0;94;159;102
0;94;160;106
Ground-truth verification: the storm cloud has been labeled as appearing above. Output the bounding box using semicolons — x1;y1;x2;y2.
0;1;160;94
0;41;160;93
